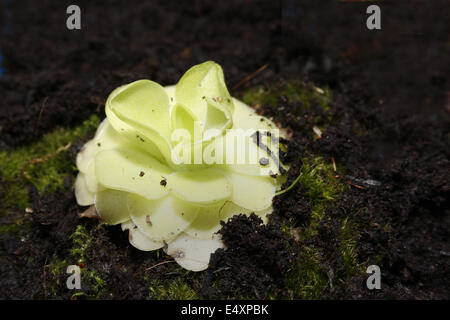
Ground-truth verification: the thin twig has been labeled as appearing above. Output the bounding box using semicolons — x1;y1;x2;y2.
42;257;48;298
20;142;72;177
334;174;366;190
232;64;268;90
145;260;175;271
34;96;48;135
213;266;231;274
331;157;366;189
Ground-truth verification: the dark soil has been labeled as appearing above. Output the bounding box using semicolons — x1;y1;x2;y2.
1;1;449;299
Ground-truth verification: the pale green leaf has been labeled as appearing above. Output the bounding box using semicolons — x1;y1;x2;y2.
167;168;231;205
95;149;171;200
94;189;130;225
128;195;199;241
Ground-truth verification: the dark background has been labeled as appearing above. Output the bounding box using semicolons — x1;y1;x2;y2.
1;0;448;147
0;0;449;299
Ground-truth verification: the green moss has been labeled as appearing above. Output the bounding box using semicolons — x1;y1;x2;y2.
44;257;69;297
282;155;351;299
238;81;334;144
281;154;366;299
41;223;106;299
280;154;345;228
69;224;93;263
297;155;344;204
240;81;331;110
70;223;107;298
0;184;29;219
286;246;328;299
44;223;107;299
0;218;29;234
45;256;106;300
0;114;100;217
146;277;198;300
339;218;363;279
47;258;68;278
78;268;106;299
0;123;108;295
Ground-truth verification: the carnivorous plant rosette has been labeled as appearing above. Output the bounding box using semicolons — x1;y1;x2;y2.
75;61;288;271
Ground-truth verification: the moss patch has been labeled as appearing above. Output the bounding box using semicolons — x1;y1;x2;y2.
68;224;106;299
0;217;29;235
44;257;69;297
339;218;364;279
281;155;342;298
237;80;334;141
44;223;107;299
0;114;100;217
235;81;364;299
280;155;363;299
146;276;198;300
239;80;332;112
69;224;93;263
0;114;99;220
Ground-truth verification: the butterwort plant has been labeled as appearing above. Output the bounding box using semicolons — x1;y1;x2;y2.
75;61;288;271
